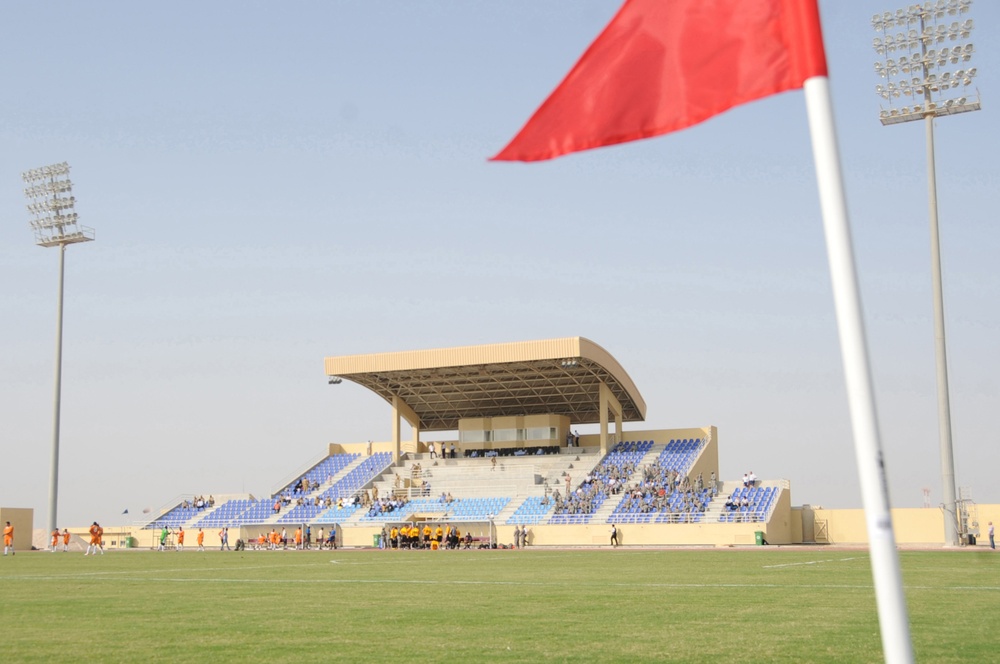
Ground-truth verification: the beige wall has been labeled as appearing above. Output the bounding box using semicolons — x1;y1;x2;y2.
802;506;1000;546
0;507;33;551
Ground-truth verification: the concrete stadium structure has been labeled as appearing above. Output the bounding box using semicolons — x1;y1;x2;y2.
118;337;996;550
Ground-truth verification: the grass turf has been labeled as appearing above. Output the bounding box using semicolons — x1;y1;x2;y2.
1;547;996;662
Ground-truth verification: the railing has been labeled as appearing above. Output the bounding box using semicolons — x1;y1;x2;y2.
268;449;332;497
389;483;520;501
133;493;194;528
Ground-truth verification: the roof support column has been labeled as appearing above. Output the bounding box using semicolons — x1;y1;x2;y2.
391;395;421;462
599;381;623;456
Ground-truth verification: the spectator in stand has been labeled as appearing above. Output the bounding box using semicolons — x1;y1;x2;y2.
450;443;457;459
742;473;750;488
748;471;758;487
429;442;436;459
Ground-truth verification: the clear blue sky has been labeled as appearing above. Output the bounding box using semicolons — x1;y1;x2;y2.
1;1;997;528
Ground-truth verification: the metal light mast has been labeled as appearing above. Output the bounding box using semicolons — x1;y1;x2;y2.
22;162;95;535
871;0;980;546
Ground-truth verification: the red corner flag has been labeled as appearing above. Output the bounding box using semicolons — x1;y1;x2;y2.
492;0;828;162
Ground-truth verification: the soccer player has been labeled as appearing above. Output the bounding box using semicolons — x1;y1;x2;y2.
62;528;71;552
176;527;185;551
95;523;105;554
159;526;169;552
3;521;13;556
85;522;100;555
197;528;205;552
51;528;60;552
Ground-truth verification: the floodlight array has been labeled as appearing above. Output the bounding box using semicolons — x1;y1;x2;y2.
21;162;94;247
872;1;981;125
22;162;71;182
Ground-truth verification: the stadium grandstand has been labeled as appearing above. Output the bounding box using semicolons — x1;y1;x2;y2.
133;337;794;548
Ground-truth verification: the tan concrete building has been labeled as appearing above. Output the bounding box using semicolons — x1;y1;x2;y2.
124;337;996;550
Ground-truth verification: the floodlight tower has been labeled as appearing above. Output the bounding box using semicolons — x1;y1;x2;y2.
22;162;95;535
871;0;980;546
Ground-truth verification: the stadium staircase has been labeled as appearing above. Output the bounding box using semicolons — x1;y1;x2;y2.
592;443;666;524
369;449;603;502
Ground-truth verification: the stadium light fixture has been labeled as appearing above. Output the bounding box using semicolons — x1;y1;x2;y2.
22;161;95;536
872;0;981;547
328;376;343;385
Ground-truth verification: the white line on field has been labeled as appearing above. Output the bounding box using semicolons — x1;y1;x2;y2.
762;557;861;569
5;573;998;592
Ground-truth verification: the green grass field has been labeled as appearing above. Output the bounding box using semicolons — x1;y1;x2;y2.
1;547;996;662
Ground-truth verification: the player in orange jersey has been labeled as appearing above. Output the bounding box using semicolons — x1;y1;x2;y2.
95;523;105;555
196;528;205;552
85;522;100;556
62;528;71;552
176;527;185;551
51;529;60;552
3;521;13;555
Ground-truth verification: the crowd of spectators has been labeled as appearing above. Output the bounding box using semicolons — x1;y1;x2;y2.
552;456;635;516
181;496;214;510
465;445;560;458
611;464;711;518
365;496;411;518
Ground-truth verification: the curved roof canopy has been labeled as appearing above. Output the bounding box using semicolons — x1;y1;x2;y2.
324;337;646;431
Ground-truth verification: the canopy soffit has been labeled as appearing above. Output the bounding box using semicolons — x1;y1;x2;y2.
324;337;646;431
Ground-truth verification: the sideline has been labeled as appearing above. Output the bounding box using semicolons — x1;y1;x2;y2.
762;556;860;569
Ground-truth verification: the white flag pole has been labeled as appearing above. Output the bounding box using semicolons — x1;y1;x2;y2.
803;76;914;664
